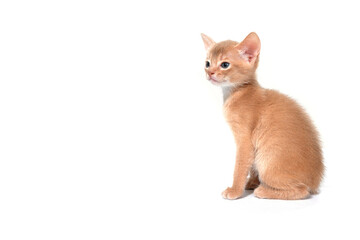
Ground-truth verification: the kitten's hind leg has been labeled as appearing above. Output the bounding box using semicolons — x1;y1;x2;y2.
254;184;310;200
245;168;260;190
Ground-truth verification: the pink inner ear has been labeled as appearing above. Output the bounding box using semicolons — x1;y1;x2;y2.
239;46;259;63
239;48;256;62
236;33;261;63
201;33;216;51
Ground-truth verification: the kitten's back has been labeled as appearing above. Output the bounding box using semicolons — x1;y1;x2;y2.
253;89;324;193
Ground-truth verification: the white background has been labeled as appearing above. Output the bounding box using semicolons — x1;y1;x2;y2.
1;0;360;239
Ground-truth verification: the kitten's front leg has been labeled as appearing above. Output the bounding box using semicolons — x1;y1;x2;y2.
222;134;254;200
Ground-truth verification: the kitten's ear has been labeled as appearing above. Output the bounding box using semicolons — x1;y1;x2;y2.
235;32;261;63
201;33;216;51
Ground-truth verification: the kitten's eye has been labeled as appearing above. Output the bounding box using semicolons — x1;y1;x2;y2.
205;61;210;68
220;62;230;69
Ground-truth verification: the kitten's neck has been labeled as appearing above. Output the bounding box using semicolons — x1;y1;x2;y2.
222;86;234;102
222;79;259;103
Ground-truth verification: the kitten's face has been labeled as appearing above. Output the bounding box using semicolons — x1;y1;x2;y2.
201;33;261;87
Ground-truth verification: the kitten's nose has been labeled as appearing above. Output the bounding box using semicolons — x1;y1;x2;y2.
209;72;215;76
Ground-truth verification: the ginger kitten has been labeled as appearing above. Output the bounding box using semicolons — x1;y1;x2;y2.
201;32;324;200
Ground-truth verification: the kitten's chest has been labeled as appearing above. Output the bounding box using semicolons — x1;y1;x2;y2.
223;95;256;130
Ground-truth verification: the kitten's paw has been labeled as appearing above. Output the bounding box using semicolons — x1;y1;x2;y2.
253;186;267;199
221;187;243;200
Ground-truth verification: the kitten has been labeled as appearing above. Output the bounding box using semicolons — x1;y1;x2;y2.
201;32;324;200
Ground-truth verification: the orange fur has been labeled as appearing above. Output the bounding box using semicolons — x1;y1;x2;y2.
201;32;324;200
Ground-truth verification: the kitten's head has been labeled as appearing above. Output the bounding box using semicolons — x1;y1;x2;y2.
201;32;261;87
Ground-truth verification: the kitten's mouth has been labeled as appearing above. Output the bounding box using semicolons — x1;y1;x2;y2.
209;77;222;85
